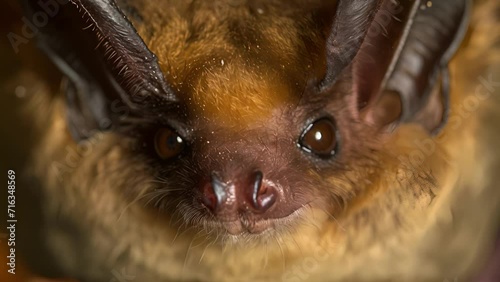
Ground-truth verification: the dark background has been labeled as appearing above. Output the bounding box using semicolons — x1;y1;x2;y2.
1;1;66;280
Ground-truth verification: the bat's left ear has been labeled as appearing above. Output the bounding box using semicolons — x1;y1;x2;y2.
22;0;178;141
323;0;470;133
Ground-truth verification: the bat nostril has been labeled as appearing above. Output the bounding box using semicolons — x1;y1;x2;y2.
255;184;277;212
201;182;218;212
201;173;227;213
250;171;277;212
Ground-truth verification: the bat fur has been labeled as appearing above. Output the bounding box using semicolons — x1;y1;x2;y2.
2;0;499;281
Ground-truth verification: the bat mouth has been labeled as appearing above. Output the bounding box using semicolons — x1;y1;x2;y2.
204;207;305;236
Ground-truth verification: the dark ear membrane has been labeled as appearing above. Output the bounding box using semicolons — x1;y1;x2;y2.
23;0;177;141
320;0;384;88
324;0;470;134
381;0;470;133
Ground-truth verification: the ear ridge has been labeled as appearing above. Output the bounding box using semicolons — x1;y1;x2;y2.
74;0;176;102
354;0;419;112
320;0;385;90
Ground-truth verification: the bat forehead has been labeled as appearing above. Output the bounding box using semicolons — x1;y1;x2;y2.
123;0;327;129
189;60;296;128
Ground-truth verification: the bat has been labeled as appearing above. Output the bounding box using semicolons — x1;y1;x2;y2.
9;0;500;281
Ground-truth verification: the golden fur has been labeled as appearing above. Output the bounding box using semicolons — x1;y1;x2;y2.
1;0;499;281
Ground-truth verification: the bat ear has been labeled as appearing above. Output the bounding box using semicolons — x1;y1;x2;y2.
322;0;470;133
23;0;177;141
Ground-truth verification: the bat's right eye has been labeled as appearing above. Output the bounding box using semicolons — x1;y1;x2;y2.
154;128;186;160
298;118;338;158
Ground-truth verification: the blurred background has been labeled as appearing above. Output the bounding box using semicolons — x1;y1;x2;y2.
0;1;67;281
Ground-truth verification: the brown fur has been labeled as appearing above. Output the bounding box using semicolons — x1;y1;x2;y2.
120;0;330;130
2;0;499;281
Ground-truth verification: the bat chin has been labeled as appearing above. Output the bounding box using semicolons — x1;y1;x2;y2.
220;219;272;235
206;208;304;237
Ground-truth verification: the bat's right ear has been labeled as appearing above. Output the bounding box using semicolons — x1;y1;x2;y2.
321;0;470;134
23;0;178;141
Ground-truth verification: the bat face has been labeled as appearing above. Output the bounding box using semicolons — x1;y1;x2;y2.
97;0;466;239
80;0;403;238
132;7;331;236
16;0;500;281
31;0;388;239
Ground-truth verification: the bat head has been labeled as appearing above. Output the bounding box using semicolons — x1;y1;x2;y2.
25;0;469;238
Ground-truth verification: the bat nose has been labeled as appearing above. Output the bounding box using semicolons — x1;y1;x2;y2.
200;171;279;215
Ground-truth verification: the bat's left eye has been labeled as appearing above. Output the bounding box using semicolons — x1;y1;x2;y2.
154;128;185;160
299;118;338;158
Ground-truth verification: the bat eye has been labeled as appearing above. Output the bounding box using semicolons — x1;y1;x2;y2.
299;118;338;158
154;128;185;160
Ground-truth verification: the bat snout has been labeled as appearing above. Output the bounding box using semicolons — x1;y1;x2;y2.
198;170;288;234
